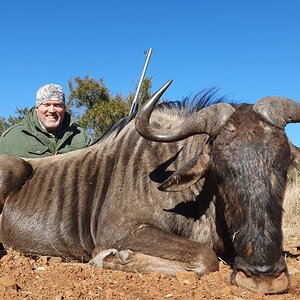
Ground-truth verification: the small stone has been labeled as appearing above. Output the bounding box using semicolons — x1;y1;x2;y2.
0;276;21;291
176;271;198;284
33;266;46;271
149;272;163;280
48;256;63;264
0;276;16;287
105;288;113;299
36;256;49;264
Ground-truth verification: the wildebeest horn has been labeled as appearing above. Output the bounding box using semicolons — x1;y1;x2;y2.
253;97;300;129
135;81;236;142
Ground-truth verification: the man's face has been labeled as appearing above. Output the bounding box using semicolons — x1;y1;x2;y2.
36;100;65;133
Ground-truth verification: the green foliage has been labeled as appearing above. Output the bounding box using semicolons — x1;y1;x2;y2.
7;107;29;124
67;76;111;110
125;77;153;108
0;107;29;135
67;76;130;137
0;117;9;135
67;76;154;138
79;96;129;137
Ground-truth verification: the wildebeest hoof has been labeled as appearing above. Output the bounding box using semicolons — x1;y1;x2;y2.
89;248;118;268
118;249;132;261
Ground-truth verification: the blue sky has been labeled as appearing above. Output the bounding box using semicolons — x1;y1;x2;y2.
1;0;299;146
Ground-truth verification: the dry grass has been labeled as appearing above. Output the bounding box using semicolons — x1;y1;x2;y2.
283;168;300;240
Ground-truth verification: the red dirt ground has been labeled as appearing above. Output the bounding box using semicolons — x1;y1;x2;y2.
0;237;298;299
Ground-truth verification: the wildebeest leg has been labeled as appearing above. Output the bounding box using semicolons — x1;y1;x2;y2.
0;155;33;213
90;224;219;276
0;155;32;250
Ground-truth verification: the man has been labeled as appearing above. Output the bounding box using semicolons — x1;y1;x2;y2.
0;83;91;158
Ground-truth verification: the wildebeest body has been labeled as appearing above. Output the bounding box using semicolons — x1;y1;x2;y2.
0;121;223;261
0;81;299;294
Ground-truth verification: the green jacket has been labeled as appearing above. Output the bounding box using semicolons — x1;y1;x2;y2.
0;108;91;158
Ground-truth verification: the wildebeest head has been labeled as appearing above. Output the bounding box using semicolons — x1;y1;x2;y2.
135;81;300;294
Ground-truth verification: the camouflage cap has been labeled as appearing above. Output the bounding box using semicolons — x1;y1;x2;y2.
36;83;65;107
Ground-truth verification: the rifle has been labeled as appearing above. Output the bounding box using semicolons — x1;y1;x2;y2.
128;48;152;116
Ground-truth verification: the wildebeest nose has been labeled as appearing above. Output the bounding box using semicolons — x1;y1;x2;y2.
248;263;286;277
250;265;276;275
235;257;287;277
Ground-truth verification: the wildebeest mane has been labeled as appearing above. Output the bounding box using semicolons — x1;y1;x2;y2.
157;87;227;116
92;87;227;144
91;111;137;144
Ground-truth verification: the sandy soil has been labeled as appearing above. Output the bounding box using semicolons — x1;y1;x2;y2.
0;237;298;300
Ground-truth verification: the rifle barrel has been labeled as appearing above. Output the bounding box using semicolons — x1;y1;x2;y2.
129;48;152;116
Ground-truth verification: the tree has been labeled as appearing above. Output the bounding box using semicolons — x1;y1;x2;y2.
67;76;111;110
125;76;153;108
0;107;29;135
67;76;129;137
7;107;30;125
0;117;9;135
67;76;153;138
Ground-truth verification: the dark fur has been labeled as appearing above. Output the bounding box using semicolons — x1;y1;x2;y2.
210;104;290;275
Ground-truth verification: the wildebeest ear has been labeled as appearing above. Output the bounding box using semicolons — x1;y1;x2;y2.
289;140;300;171
158;143;211;192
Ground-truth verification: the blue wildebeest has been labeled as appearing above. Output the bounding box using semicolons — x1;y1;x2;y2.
0;81;299;294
